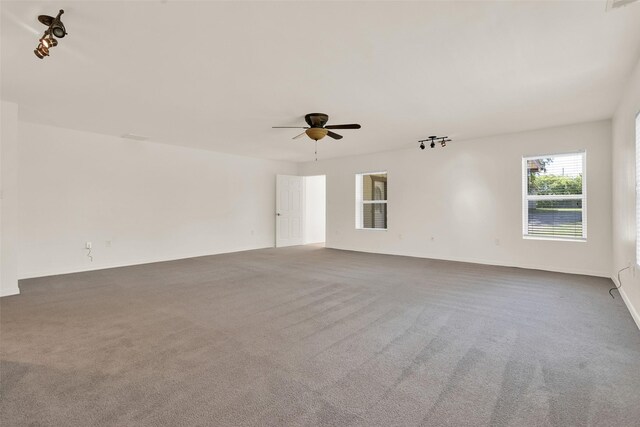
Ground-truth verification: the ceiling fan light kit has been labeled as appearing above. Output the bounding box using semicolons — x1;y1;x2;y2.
305;128;328;141
34;9;67;59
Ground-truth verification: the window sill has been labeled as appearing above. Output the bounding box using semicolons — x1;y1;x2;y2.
356;228;388;231
523;235;586;243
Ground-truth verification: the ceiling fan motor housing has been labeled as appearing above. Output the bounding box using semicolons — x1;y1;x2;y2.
305;113;329;128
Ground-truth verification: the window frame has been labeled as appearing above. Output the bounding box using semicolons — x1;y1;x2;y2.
522;151;587;242
355;171;388;231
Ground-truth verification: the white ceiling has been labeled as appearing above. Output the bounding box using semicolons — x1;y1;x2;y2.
2;0;640;162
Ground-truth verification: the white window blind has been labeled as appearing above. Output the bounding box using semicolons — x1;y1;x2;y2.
522;152;586;240
355;172;387;230
636;112;640;265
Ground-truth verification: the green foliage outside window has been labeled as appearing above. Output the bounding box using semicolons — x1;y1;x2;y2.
529;174;583;196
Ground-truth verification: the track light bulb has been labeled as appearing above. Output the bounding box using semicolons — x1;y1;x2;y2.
430;141;435;148
441;141;446;147
40;35;58;48
419;142;425;150
34;43;50;58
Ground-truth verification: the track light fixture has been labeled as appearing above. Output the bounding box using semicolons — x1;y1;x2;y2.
34;9;67;59
418;136;451;150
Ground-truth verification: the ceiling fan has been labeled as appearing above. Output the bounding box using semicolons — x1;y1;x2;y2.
273;113;361;141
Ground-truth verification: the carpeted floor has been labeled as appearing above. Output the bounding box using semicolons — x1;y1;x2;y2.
1;246;639;426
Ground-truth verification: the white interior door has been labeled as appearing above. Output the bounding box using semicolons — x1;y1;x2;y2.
276;175;304;247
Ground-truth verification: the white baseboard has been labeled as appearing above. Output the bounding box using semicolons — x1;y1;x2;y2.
326;245;610;278
18;245;274;280
0;286;20;298
615;279;640;331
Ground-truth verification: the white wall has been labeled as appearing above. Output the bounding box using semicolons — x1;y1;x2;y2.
1;101;20;296
18;122;297;279
300;120;612;277
303;175;326;244
612;58;640;329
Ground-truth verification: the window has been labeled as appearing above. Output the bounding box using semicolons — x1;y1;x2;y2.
356;172;387;229
636;112;640;265
522;152;586;240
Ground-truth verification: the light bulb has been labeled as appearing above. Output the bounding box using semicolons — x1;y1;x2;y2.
34;43;49;58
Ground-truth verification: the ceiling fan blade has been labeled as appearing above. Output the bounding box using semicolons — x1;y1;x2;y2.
327;130;343;140
272;126;309;129
292;132;307;140
325;124;361;130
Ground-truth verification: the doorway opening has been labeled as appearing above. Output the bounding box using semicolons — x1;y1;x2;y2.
303;175;326;246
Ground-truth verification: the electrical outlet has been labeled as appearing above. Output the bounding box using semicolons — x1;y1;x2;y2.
85;242;92;249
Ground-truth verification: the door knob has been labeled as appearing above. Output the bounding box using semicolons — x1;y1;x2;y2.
276;213;281;216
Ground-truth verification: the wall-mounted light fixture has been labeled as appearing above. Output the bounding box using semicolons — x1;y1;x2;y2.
418;136;451;150
34;9;67;59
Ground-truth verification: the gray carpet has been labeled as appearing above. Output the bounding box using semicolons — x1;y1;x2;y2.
1;246;639;426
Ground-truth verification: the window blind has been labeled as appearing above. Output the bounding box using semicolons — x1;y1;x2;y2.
522;152;586;240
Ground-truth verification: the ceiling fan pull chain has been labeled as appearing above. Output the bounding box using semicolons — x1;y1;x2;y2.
315;140;318;161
